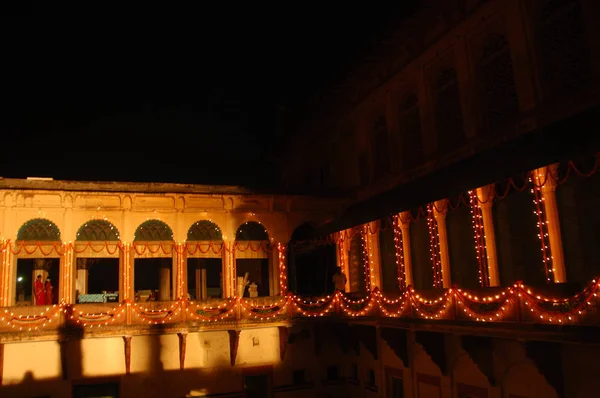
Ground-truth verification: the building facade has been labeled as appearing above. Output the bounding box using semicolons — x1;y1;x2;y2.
3;0;600;397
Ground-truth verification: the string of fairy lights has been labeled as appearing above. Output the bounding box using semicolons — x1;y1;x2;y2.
1;278;597;330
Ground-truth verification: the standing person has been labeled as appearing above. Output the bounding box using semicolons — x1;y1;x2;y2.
45;278;54;305
33;275;45;306
332;267;347;293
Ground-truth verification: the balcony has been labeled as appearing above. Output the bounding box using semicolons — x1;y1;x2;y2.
1;279;598;343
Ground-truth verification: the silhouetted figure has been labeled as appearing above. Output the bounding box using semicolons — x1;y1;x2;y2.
33;274;45;305
333;267;347;293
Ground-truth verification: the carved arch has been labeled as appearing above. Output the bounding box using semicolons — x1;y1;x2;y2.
76;219;121;241
235;221;269;241
17;218;61;241
501;360;557;398
133;219;174;241
187;220;223;241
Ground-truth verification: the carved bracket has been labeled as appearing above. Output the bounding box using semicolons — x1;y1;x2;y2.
525;341;564;397
228;330;240;366
123;336;132;375
278;326;290;362
352;325;378;360
415;331;447;375
178;333;187;370
381;327;409;366
461;335;496;386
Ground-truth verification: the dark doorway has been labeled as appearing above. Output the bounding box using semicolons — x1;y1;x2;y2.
87;258;119;294
236;259;269;297
244;374;271;398
73;382;119;398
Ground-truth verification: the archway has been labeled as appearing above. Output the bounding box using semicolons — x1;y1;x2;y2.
234;221;270;297
74;220;121;303
15;218;61;306
289;222;336;296
133;219;175;302
186;220;224;300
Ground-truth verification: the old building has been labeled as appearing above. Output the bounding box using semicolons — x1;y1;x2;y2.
2;0;600;397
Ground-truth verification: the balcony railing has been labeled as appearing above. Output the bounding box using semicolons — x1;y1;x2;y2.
1;279;598;339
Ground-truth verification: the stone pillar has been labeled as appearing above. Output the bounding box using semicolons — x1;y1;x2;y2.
535;164;567;283
195;259;207;301
476;185;501;287
399;213;413;287
433;201;452;289
366;222;382;291
158;258;171;301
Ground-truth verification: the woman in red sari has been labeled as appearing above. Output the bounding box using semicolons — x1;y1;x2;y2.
45;278;54;305
33;275;45;306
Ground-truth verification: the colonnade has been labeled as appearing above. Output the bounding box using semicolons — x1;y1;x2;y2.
0;241;285;307
338;164;567;291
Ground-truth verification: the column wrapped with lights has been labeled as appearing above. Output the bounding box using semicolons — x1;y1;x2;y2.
426;204;443;288
120;243;133;302
392;215;406;291
60;242;75;304
361;228;371;293
529;175;553;283
277;243;287;295
176;243;186;299
0;239;9;306
468;191;490;287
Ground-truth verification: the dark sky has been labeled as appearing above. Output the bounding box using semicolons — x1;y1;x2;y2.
2;4;419;188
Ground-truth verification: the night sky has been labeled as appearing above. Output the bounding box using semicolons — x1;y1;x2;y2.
2;4;419;188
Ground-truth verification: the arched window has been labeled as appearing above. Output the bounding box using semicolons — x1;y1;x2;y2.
235;221;269;241
17;218;61;241
133;220;174;241
15;219;62;307
479;33;519;132
372;114;391;179
76;220;120;241
539;0;590;99
434;68;465;152
399;93;424;171
187;220;223;241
